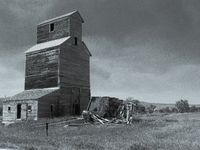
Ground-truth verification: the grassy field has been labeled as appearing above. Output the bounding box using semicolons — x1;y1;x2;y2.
1;113;200;150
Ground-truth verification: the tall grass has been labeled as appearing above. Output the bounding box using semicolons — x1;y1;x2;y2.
1;113;200;149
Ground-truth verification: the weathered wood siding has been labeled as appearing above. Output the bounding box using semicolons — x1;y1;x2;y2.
38;90;59;118
70;12;82;41
59;87;72;115
80;88;90;113
59;87;90;116
59;42;90;87
25;48;59;90
3;100;38;124
37;18;70;44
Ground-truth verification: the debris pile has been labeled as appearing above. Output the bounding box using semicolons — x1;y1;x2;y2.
82;97;137;124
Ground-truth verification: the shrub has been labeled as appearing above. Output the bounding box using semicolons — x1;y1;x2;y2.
163;107;171;113
189;105;197;112
176;99;189;113
136;103;146;113
196;107;200;112
158;108;164;113
158;107;172;113
171;107;178;113
147;105;156;113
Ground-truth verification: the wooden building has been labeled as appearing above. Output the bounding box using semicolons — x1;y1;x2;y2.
3;11;91;124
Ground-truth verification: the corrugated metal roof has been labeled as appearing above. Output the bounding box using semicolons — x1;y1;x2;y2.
4;87;59;101
25;37;70;53
38;10;84;26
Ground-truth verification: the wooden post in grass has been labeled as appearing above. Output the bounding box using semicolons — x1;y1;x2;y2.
46;123;48;136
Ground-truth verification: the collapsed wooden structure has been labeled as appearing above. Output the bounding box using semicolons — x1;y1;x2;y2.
84;97;137;124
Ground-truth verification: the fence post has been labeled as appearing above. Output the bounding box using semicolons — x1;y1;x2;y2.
46;123;48;136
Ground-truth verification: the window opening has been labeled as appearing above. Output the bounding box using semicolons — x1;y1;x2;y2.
50;23;54;32
28;105;32;112
8;106;11;112
51;105;54;113
17;104;21;119
75;37;78;45
73;104;80;115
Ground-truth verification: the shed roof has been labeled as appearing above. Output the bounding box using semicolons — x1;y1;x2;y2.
82;41;92;56
4;87;59;102
25;37;70;53
38;10;84;26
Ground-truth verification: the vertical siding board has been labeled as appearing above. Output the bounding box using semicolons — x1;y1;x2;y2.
70;13;82;41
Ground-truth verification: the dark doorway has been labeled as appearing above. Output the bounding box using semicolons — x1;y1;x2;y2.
17;104;21;119
73;104;80;115
50;104;54;117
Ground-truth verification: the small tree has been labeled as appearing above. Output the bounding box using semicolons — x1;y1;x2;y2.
176;99;189;113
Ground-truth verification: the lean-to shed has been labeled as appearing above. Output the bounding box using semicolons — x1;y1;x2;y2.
3;10;91;124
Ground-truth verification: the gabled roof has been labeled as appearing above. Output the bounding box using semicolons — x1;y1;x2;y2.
25;37;70;53
4;87;59;102
38;10;84;26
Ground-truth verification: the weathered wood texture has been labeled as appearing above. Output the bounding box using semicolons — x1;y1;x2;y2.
88;97;123;117
37;18;70;44
70;13;82;41
79;88;90;114
59;87;90;116
59;42;90;87
25;48;59;90
59;87;73;115
38;90;60;118
3;100;38;124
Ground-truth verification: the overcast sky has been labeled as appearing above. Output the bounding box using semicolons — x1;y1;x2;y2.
1;0;200;104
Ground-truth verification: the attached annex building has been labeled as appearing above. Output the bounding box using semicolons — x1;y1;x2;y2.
3;11;91;124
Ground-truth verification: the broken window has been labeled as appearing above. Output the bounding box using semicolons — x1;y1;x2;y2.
50;23;54;32
28;105;32;112
8;106;11;112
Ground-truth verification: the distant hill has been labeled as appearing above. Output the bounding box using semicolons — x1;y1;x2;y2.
139;101;200;110
139;101;175;110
